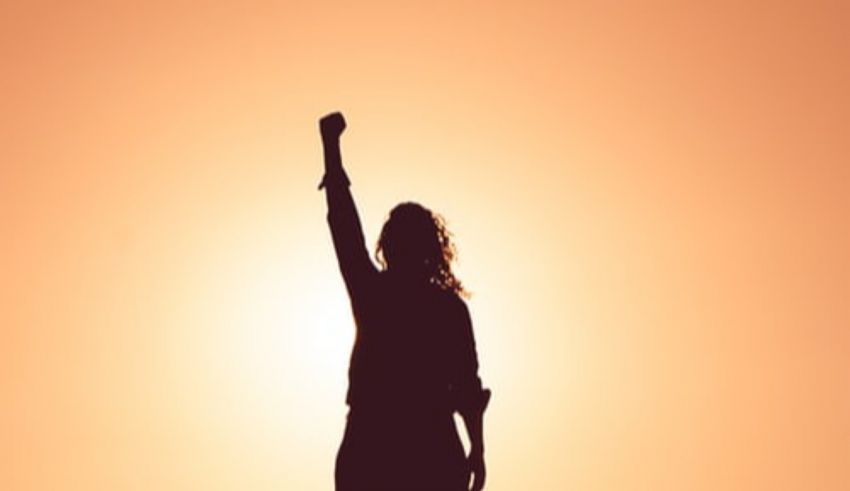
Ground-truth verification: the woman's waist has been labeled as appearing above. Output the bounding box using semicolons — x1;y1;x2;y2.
348;378;452;403
347;387;455;416
346;403;457;433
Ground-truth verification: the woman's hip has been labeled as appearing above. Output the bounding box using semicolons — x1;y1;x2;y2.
335;409;467;489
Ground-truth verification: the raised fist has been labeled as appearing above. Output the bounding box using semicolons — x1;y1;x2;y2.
320;112;346;140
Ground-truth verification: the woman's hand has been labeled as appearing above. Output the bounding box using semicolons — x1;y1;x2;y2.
468;450;486;491
320;112;346;141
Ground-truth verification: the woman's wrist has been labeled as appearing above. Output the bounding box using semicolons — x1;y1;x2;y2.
318;166;351;189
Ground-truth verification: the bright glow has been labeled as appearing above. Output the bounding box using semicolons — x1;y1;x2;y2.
3;2;848;490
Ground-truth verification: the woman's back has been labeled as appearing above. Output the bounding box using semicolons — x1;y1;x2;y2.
345;271;468;415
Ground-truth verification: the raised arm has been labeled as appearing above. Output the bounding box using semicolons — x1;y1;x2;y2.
318;112;377;304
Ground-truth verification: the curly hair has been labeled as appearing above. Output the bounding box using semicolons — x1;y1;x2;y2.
375;202;468;298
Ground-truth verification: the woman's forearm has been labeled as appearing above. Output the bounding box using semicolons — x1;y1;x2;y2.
462;394;489;491
462;410;485;456
321;134;362;251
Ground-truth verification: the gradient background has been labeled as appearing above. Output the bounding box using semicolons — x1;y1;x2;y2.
2;1;848;490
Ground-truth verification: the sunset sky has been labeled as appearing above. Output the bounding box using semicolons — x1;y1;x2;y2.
2;1;848;490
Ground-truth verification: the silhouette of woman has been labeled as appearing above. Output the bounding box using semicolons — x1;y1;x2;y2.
318;112;491;491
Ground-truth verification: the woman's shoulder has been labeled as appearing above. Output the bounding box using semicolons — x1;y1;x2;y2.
433;286;469;317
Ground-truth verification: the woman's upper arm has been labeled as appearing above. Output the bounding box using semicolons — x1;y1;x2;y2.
451;298;489;414
324;179;378;301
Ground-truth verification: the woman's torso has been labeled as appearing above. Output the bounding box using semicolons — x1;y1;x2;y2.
345;272;460;416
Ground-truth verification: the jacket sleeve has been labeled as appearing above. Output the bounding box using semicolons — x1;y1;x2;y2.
450;299;491;415
321;168;377;309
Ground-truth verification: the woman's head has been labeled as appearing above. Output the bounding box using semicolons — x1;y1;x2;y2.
375;202;467;297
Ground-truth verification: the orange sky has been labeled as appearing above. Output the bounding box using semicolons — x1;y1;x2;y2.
2;2;849;490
